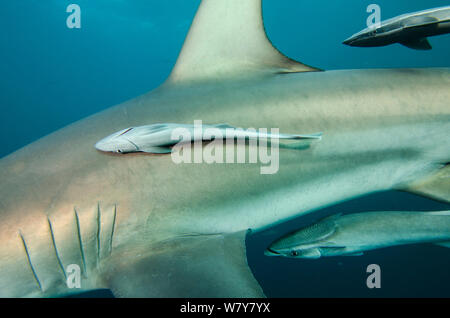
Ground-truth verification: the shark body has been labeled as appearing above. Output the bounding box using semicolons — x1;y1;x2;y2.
0;0;449;297
266;211;450;259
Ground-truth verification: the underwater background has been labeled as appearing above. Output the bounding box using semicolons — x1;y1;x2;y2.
1;0;449;297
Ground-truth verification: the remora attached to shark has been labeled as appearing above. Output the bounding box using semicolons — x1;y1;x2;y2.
266;211;450;259
344;6;450;50
94;123;322;154
0;0;449;297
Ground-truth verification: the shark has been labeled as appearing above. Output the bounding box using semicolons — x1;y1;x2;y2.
0;0;449;297
265;211;450;259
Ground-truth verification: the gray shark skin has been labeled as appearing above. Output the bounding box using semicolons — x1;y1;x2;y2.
344;6;450;50
0;0;449;297
266;211;450;259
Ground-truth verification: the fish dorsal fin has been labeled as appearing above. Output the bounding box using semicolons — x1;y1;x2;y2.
167;0;320;84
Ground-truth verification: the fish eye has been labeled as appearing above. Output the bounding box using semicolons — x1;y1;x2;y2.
117;149;122;153
291;251;299;257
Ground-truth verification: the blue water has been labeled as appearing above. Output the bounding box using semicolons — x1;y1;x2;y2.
0;0;449;297
248;191;450;297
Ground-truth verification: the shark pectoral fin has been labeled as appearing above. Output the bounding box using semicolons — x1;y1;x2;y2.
140;146;173;154
399;37;432;50
167;0;320;84
434;241;450;248
105;230;265;297
399;164;450;204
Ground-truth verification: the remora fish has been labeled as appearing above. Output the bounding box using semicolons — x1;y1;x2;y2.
343;6;450;50
94;123;322;154
0;0;448;297
266;211;450;259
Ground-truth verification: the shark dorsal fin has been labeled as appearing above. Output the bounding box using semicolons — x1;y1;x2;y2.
168;0;320;84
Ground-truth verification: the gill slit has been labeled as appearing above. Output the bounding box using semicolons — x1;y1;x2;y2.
19;232;43;292
47;217;67;280
96;203;101;264
74;208;88;277
109;204;117;255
